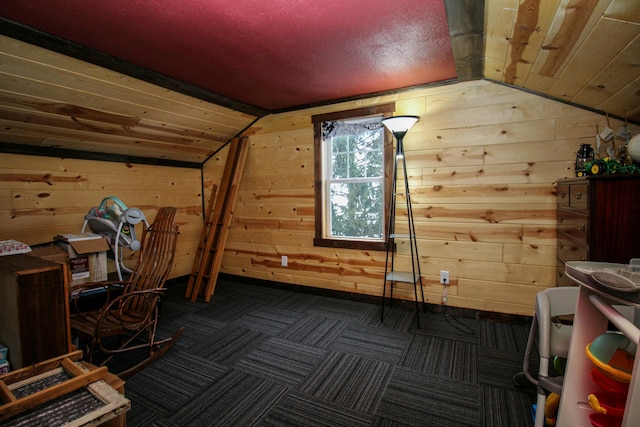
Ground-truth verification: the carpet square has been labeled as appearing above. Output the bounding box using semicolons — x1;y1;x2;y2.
235;337;326;387
260;390;373;427
168;369;288;426
401;334;477;383
330;323;410;364
305;296;372;322
373;305;416;332
188;324;269;366
298;350;393;415
280;314;347;349
233;305;306;335
477;346;526;389
377;366;480;426
483;385;534;427
411;311;479;344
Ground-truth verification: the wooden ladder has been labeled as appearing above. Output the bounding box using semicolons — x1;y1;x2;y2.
185;136;249;302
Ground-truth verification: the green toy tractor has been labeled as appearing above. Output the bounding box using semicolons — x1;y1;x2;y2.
584;157;640;176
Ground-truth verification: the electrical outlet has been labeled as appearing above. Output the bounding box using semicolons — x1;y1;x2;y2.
440;270;450;285
281;255;288;267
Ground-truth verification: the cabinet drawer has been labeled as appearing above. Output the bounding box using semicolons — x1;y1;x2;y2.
557;238;588;263
569;183;588;210
557;209;588;244
557;184;570;207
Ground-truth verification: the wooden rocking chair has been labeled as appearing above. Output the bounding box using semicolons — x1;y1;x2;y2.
70;206;184;379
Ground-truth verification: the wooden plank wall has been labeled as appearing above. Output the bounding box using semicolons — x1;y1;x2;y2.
2;78;638;315
219;80;640;316
0;154;203;279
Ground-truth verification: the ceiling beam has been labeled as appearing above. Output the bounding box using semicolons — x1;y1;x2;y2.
444;0;484;81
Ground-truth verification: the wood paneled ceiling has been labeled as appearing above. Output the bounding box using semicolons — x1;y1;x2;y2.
485;0;640;124
0;0;639;165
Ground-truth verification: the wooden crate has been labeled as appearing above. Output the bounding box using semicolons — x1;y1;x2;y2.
0;351;129;426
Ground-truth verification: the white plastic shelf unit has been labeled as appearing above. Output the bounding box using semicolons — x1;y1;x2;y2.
557;273;640;426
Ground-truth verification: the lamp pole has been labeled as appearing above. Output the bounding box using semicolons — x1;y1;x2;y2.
380;115;425;327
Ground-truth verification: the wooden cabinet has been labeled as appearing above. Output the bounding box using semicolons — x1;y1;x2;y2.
556;176;640;286
0;254;71;369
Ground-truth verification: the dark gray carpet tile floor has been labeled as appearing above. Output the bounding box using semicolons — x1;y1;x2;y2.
400;334;477;383
159;296;210;321
147;418;183;427
279;314;348;349
172;312;227;334
168;369;288;426
373;305;417;332
376;366;480;427
119;279;536;427
217;281;300;306
233;304;307;335
258;390;374;427
125;351;228;413
480;318;531;352
235;337;327;388
274;291;324;312
197;295;262;322
165;313;227;350
187;323;270;365
411;311;480;344
304;296;374;322
477;345;529;389
298;350;394;415
154;349;229;381
483;385;535;427
329;323;410;364
125;402;164;426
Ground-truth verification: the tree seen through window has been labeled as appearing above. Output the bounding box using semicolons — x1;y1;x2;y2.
328;126;383;239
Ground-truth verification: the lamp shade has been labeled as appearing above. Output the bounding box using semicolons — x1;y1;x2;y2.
382;115;420;139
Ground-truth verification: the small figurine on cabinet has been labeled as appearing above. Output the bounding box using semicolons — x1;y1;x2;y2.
575;144;594;177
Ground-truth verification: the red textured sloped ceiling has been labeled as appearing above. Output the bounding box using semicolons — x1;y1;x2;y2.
1;0;457;112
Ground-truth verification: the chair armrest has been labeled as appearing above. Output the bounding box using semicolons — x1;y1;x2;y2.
99;288;165;311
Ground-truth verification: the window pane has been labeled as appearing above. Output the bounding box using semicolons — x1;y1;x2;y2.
329;181;383;239
332;151;348;179
364;138;383;177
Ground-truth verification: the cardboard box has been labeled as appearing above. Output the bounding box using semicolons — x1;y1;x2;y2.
0;361;8;374
30;244;68;265
54;234;110;288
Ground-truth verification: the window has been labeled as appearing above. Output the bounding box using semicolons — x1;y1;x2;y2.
312;104;395;250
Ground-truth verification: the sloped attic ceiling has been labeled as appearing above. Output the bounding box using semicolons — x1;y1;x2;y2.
1;0;461;114
484;0;640;125
0;0;639;165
